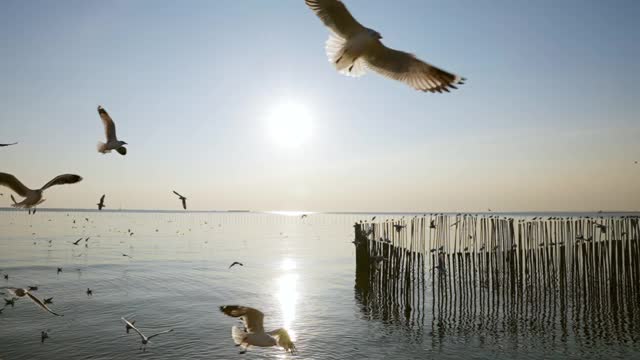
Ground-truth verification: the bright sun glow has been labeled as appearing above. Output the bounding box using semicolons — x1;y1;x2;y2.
267;101;313;148
277;258;299;341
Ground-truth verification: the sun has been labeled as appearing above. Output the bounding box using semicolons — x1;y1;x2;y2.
266;101;313;148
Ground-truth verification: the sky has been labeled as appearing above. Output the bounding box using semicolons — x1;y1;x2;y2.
1;0;639;212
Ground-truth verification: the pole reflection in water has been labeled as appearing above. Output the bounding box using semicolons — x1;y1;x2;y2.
354;214;640;345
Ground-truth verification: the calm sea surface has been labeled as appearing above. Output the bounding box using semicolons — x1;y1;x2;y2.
1;210;639;359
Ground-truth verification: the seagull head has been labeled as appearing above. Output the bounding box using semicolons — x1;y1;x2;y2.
366;28;382;39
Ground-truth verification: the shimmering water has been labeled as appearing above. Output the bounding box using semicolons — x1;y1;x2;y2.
1;210;639;359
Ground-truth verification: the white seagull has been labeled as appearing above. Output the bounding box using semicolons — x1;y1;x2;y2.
97;105;127;155
4;288;62;316
0;172;83;209
121;317;174;352
219;305;296;354
305;0;465;93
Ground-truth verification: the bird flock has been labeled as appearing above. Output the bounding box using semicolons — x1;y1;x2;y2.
0;0;475;355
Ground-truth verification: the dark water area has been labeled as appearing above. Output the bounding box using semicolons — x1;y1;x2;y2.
1;210;639;359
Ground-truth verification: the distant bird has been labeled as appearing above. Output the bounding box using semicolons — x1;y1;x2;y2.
85;237;90;242
172;191;187;210
72;238;82;245
0;172;83;209
429;220;436;229
5;298;15;307
301;214;308;219
371;216;376;221
86;288;93;296
3;274;8;280
229;261;244;269
305;0;465;93
0;142;18;147
97;105;127;155
97;194;106;211
43;297;53;304
393;224;406;232
122;253;133;259
121;317;174;352
4;288;62;316
219;305;296;354
28;286;38;291
41;330;49;343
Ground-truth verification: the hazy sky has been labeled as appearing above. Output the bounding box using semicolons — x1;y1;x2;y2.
1;0;639;212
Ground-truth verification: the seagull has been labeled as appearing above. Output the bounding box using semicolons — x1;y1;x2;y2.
0;142;18;147
28;286;38;291
97;194;106;211
429;220;436;229
72;238;83;245
97;105;127;155
4;274;8;280
121;317;174;352
43;297;53;304
393;224;406;233
172;191;187;210
219;305;296;354
0;172;83;209
305;0;465;93
371;216;376;221
229;261;244;269
41;330;49;343
122;253;133;258
86;288;93;296
5;298;16;307
4;288;62;316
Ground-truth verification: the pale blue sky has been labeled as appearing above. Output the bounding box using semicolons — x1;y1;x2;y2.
1;0;639;211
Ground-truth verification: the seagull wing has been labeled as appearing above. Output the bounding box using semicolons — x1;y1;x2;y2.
181;198;187;210
0;173;31;197
173;191;184;198
40;174;83;191
220;305;265;333
147;328;174;340
121;317;146;341
98;106;117;142
26;292;63;316
100;194;105;203
305;0;366;38
363;42;465;93
0;142;18;147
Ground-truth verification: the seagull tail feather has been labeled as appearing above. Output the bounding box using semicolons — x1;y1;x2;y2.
231;326;247;345
97;142;110;154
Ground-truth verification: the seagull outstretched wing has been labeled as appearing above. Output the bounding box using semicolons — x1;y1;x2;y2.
40;174;83;191
220;305;265;333
98;106;118;142
305;0;365;38
0;173;31;197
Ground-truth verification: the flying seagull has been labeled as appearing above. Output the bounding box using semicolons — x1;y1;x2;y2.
0;142;18;147
4;288;62;316
219;305;296;354
97;105;127;155
120;317;174;352
0;172;83;209
97;194;106;211
44;297;53;304
305;0;465;93
125;320;136;333
393;224;406;233
72;238;83;245
172;191;187;210
229;261;243;269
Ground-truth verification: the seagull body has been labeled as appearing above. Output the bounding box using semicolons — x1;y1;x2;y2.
305;0;465;93
172;191;187;210
97;194;106;210
229;261;244;269
219;305;296;354
97;106;127;155
4;288;62;316
0;173;83;209
121;317;174;351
